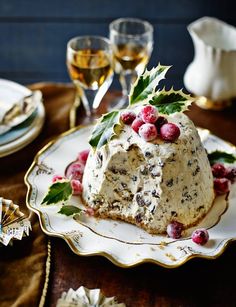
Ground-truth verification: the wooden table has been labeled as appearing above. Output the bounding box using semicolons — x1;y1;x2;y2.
3;83;233;307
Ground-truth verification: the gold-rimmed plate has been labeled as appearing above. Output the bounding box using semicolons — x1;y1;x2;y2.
24;126;236;268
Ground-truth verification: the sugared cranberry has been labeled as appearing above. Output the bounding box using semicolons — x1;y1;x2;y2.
191;228;209;245
65;162;84;181
52;175;64;183
85;207;95;216
120;111;136;125
160;123;180;142
211;163;227;178
225;166;236;183
139;105;158;124
155;116;168;133
166;221;183;239
77;149;90;165
214;178;230;195
71;179;83;195
139;123;158;141
131;118;144;133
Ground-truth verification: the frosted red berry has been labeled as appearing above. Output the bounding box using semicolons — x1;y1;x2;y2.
225;166;236;183
85;207;95;216
191;228;209;245
214;178;230;195
160;123;180;142
77;149;90;165
131;118;144;133
155;116;168;133
211;163;227;178
71;179;83;195
139;123;158;141
65;162;84;181
139;105;158;124
120;111;136;125
52;175;64;183
166;221;183;239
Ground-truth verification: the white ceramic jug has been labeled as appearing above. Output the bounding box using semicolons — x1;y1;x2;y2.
184;17;236;104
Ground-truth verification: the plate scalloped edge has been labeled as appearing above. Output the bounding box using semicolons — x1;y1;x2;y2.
24;125;236;268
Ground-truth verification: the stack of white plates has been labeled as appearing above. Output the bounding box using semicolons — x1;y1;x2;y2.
0;79;45;158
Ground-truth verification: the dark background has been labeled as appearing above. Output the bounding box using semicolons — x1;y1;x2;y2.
0;0;235;89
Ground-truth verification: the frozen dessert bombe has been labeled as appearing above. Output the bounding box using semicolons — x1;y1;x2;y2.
82;65;215;234
82;111;214;234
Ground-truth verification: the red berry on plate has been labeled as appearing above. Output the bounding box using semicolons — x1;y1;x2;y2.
65;162;84;181
120;111;136;125
214;178;230;195
131;118;144;133
155;116;168;133
139;123;158;141
225;166;236;183
52;175;64;183
71;179;83;195
77;149;90;165
167;221;183;239
191;228;209;245
139;105;158;124
85;207;95;216
160;123;180;142
211;163;227;178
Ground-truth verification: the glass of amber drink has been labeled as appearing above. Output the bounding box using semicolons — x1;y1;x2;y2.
67;36;113;122
109;18;153;109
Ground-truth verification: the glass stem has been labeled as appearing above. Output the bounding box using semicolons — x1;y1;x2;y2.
81;76;113;118
119;71;137;97
81;89;97;118
93;77;113;110
69;89;82;128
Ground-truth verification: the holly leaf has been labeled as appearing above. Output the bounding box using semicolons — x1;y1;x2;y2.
208;150;236;165
89;110;121;149
149;88;194;115
129;64;170;105
58;205;82;216
41;180;72;205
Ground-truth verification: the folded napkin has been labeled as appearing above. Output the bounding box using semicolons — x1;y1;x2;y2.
0;197;31;246
0;92;31;123
0;91;41;135
57;286;126;307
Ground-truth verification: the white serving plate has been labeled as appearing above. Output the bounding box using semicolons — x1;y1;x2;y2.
25;126;236;268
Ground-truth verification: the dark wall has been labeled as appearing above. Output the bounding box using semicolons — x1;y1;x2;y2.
0;0;235;88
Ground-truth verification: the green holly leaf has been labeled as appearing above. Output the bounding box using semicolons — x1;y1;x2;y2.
58;205;82;216
89;110;121;149
208;150;236;165
149;88;194;115
129;64;170;105
41;180;72;205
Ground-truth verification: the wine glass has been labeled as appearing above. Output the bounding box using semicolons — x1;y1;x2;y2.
109;18;153;109
67;36;113;125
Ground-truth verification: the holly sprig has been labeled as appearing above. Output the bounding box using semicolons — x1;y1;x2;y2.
149;88;194;115
208;150;236;165
89;110;121;149
41;179;84;217
58;205;82;216
129;64;170;104
89;64;194;150
41;179;72;205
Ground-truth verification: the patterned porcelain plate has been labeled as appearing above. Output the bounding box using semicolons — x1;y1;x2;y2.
25;126;236;268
